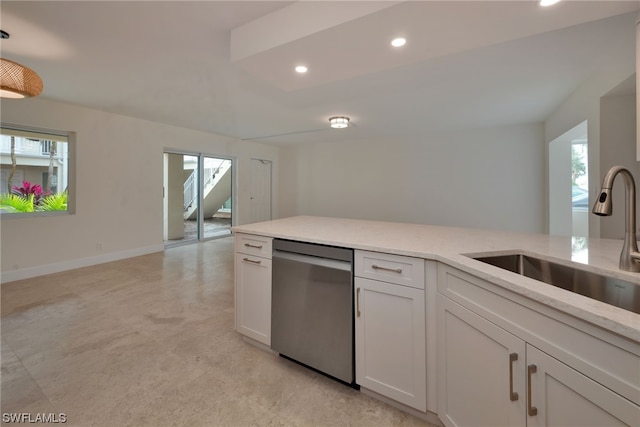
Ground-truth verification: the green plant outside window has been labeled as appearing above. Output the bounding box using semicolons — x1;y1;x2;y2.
0;125;73;216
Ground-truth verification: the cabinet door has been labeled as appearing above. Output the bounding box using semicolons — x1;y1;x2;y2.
355;277;426;411
437;295;526;427
527;344;640;427
235;253;272;345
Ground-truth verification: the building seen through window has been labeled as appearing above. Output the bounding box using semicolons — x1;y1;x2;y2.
0;126;72;214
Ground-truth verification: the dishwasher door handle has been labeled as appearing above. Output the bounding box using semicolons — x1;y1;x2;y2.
273;250;352;272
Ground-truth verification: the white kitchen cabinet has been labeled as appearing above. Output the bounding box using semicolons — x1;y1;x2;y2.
235;233;272;258
355;250;425;288
438;295;526;427
527;344;639;427
355;251;427;412
437;264;640;427
234;233;272;346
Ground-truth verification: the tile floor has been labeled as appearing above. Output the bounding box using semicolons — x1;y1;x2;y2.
166;218;232;244
1;237;438;427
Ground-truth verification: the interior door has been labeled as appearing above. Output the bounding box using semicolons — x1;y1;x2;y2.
249;158;272;223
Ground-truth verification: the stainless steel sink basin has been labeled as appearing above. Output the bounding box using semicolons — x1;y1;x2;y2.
470;253;640;314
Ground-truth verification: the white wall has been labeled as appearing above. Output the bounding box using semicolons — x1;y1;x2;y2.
0;98;278;282
599;93;638;239
548;133;573;236
279;123;545;233
545;69;636;238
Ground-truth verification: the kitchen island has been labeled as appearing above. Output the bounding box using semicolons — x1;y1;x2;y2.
232;216;640;426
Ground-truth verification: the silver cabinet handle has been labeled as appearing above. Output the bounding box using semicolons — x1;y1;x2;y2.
356;288;361;318
244;243;263;249
371;264;402;274
509;353;519;402
242;257;262;265
527;364;538;416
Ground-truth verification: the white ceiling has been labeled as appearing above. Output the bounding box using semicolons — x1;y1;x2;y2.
1;1;638;146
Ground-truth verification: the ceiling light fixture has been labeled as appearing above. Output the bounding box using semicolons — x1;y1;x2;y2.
295;65;308;73
391;37;407;48
0;30;43;99
329;116;350;129
539;0;561;6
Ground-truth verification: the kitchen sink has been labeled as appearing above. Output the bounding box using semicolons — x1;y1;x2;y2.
470;253;640;315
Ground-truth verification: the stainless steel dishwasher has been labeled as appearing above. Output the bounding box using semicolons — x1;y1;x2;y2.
271;239;355;386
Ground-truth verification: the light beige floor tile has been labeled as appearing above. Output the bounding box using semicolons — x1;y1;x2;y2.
2;294;91;361
1;237;438;427
1;340;53;414
1;278;77;317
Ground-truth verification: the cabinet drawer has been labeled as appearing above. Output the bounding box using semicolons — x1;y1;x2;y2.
235;233;272;258
355;250;424;289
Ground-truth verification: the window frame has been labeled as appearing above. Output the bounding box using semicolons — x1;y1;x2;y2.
0;123;76;218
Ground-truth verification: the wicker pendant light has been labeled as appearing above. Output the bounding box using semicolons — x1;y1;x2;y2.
0;31;43;99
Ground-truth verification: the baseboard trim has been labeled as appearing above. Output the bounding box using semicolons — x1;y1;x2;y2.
0;244;164;284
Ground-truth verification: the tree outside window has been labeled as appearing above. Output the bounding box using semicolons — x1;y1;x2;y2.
571;142;589;210
0;125;73;215
571;144;587;185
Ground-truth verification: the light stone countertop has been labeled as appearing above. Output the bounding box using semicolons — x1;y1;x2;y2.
232;216;640;343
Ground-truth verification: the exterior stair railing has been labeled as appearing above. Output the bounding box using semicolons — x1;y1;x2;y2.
183;166;222;211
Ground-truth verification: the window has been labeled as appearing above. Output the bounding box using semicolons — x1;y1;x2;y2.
40;140;53;155
0;124;75;216
571;141;588;210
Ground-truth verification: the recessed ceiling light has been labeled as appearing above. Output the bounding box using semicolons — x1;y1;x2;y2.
391;37;406;48
539;0;561;6
295;65;308;73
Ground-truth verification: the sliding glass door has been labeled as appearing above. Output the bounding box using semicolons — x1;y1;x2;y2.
201;155;232;239
163;151;232;246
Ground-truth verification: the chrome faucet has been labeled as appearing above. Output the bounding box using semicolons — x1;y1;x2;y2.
592;165;640;272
